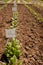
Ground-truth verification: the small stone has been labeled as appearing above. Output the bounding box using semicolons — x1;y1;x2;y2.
0;61;6;65
25;46;29;50
31;57;35;61
36;51;41;56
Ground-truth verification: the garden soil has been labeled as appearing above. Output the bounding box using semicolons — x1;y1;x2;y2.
28;4;43;18
0;4;13;59
17;4;43;65
0;4;43;65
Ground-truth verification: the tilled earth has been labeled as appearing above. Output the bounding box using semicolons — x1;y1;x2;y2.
0;4;13;58
0;4;43;65
28;4;43;18
17;4;43;65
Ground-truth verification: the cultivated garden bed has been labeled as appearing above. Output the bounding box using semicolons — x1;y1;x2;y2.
0;1;43;65
17;4;43;65
0;3;13;58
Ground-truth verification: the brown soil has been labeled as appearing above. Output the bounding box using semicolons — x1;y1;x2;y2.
0;4;13;59
0;4;43;65
28;4;43;18
17;4;43;65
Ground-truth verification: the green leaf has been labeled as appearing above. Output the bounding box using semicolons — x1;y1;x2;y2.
9;55;17;65
18;60;23;65
5;38;21;65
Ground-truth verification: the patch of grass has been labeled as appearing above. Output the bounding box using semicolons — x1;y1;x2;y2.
24;4;43;22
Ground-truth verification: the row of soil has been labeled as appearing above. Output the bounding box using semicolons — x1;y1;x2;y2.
16;4;43;65
0;4;13;59
28;4;43;18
